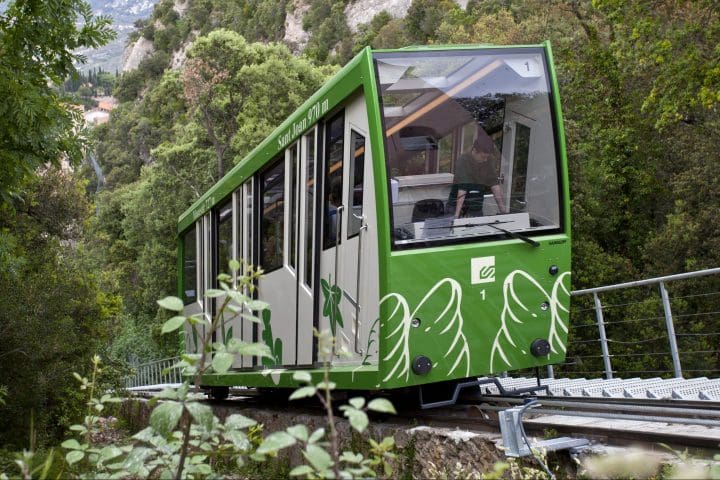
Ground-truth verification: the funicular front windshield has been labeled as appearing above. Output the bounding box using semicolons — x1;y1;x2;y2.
374;48;562;247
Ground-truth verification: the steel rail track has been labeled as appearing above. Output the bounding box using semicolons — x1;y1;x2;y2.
414;396;720;450
126;386;720;450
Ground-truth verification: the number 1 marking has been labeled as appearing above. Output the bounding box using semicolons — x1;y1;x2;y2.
524;61;530;71
480;289;486;300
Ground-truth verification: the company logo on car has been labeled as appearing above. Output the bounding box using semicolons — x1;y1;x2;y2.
471;256;496;284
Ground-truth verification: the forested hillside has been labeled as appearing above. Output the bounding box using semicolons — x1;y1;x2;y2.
1;0;719;450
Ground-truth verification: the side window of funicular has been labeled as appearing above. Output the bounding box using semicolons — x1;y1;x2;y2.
217;199;233;277
347;130;365;237
183;225;197;305
374;49;562;246
260;158;285;272
323;112;345;249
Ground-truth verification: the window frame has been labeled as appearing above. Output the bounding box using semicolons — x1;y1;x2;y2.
373;47;566;251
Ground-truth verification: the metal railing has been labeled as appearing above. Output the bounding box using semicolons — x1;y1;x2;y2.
555;267;720;380
125;357;182;389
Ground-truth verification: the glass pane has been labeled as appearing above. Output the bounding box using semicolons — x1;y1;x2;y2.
289;144;298;270
348;130;365;237
217;200;233;276
245;180;253;266
304;130;315;288
511;123;531;210
374;48;560;247
183;226;197;305
323;113;344;250
261;159;285;272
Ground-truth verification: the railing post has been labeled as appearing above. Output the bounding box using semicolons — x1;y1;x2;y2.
659;281;682;378
593;293;613;379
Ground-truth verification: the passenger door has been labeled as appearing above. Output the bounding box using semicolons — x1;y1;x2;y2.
501;109;534;213
318;96;379;365
295;130;318;366
256;155;298;368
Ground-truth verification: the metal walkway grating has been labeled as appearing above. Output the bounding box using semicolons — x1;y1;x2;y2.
480;376;720;401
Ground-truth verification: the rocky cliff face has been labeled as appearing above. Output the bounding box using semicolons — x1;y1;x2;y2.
121;36;155;72
284;0;311;54
81;0;159;72
121;0;469;72
343;0;412;34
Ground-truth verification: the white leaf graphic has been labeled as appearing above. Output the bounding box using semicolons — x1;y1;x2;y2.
490;271;571;371
380;278;470;382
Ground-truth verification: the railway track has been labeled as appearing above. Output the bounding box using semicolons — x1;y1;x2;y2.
128;382;720;454
418;395;720;450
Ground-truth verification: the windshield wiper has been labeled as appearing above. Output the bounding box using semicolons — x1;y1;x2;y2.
486;221;539;247
419;219;540;247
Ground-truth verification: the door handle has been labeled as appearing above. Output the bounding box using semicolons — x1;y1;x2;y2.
353;213;367;355
332;205;344;355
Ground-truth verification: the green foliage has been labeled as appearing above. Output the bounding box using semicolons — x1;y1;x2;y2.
87;32;331;354
0;0;114;205
350;10;398;53
1;265;399;479
303;0;353;63
113;69;145;103
0;169;120;448
185;0;289;42
404;0;460;44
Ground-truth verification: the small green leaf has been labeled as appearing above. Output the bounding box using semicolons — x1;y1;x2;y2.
123;447;151;475
186;402;214;432
211;352;234;374
257;431;296;455
292;371;312;383
367;398;397;414
205;289;225;298
154;387;179;400
308;428;325;444
99;446;123;462
340;451;363;463
289;465;314;477
224;430;249;450
236;342;272;358
315;381;336;391
349;397;365;410
61;439;82;450
247;300;269;311
66;450;84;465
343;407;369;433
249;452;266;462
100;393;121;403
150;401;183;437
227;290;246;303
286;424;308;441
289;386;316;400
157;296;184;312
225;413;257;430
161;316;185;334
229;259;241;272
303;444;333;472
131;427;155;442
240;313;261;323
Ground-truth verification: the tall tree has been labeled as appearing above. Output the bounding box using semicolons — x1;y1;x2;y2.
0;0;114;205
